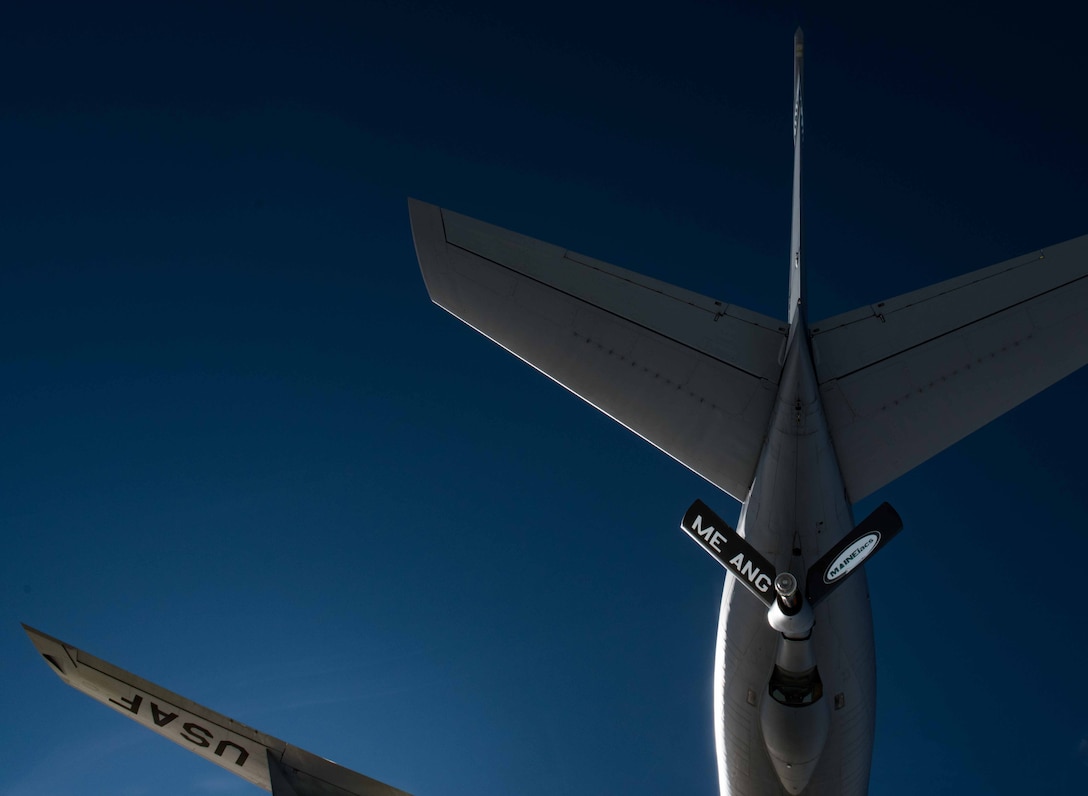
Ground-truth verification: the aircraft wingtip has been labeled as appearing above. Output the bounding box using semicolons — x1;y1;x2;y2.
22;623;51;650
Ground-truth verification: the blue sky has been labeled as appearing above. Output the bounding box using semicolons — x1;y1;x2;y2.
2;3;1086;795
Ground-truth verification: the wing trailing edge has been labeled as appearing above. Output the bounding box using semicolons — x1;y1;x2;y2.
23;624;411;796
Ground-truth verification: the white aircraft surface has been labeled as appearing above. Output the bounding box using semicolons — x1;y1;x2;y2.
24;29;1088;796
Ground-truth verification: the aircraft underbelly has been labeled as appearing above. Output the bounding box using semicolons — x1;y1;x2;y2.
714;573;875;796
713;327;876;795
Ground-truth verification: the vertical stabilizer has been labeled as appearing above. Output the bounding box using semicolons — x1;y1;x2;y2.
788;28;805;327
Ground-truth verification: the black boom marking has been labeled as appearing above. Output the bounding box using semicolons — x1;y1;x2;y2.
805;502;903;606
681;500;777;607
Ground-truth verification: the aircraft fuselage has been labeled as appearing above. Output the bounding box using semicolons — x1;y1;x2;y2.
714;316;875;794
710;29;875;794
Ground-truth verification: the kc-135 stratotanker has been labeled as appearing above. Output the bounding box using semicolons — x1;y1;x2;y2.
25;29;1088;795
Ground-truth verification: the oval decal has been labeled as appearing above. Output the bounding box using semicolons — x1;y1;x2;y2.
823;532;881;584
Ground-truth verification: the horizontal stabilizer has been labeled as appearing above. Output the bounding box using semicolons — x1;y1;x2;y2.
805;503;903;606
814;234;1088;501
681;500;777;606
409;198;786;501
22;624;411;796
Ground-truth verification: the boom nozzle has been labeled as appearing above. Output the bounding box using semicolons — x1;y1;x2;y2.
774;572;803;615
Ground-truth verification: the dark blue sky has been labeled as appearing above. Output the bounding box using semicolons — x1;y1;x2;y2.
3;3;1086;795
